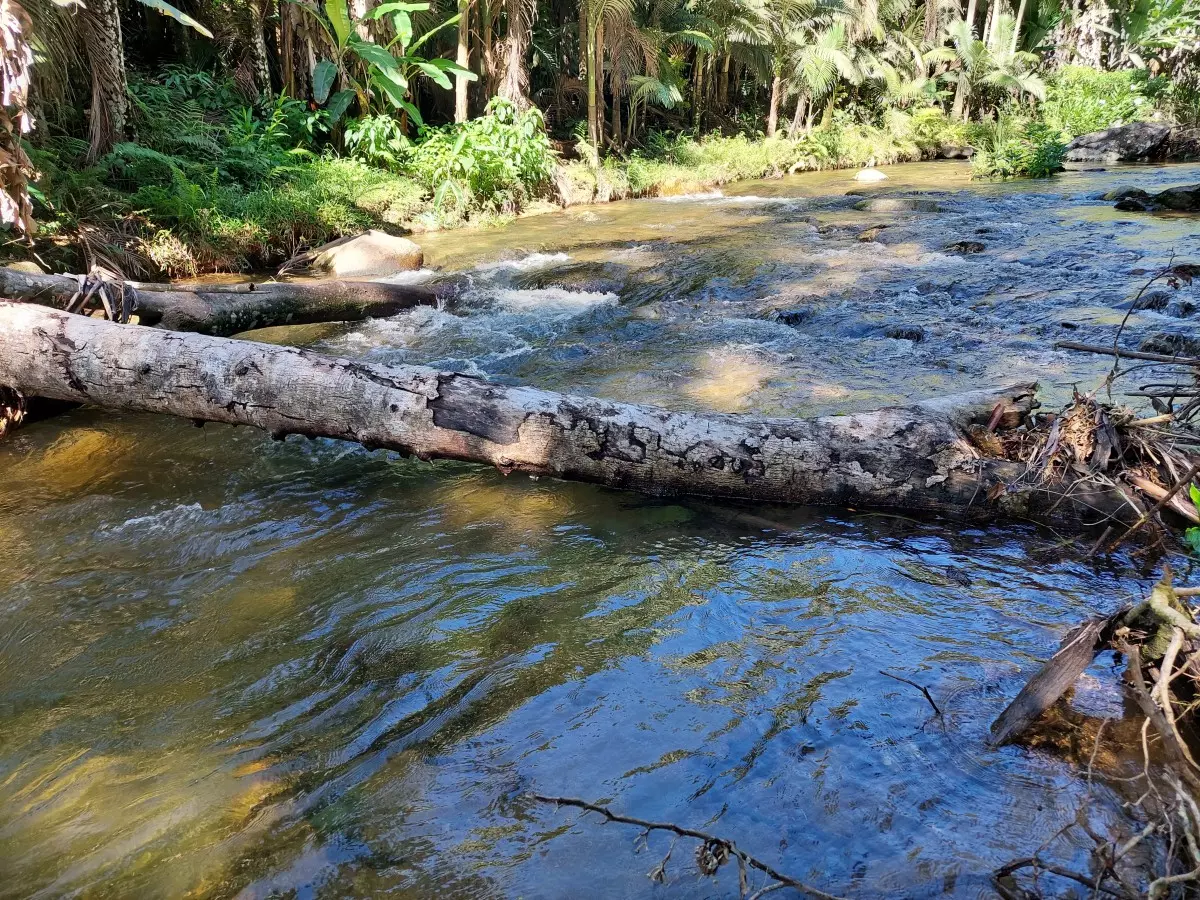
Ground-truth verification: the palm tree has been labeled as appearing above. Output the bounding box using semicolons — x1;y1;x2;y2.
946;14;1043;119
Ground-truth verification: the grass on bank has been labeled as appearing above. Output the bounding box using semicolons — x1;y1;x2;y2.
15;66;1178;279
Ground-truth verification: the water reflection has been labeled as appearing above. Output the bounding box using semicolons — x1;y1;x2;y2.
1;159;1196;898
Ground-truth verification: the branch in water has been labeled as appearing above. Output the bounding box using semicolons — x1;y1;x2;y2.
530;794;846;900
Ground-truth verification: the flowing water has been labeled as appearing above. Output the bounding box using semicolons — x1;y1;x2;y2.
3;161;1200;898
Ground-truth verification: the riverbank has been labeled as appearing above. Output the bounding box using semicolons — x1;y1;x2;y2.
18;117;965;281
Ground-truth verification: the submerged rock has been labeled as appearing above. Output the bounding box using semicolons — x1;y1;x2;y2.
853;197;942;213
1065;122;1172;162
773;306;816;327
308;230;424;277
883;324;926;342
858;225;891;242
944;240;986;254
1140;332;1200;357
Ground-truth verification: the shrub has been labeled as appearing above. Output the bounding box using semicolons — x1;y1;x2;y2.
411;98;556;219
343;114;411;171
970;116;1066;179
1041;66;1166;137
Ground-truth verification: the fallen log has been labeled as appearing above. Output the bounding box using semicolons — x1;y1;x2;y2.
0;267;445;336
0;302;1149;524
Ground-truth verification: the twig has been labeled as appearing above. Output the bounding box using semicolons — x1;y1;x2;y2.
994;857;1135;898
531;795;846;900
1055;342;1200;369
878;669;943;717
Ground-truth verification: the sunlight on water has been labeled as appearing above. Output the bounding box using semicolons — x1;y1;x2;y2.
3;160;1200;898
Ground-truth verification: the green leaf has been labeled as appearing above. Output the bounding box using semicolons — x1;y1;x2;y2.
135;0;214;37
415;61;452;89
393;10;413;48
367;0;430;16
325;0;353;48
312;59;338;103
1186;526;1200;557
1190;482;1200;511
397;98;424;127
407;12;459;53
353;39;404;76
326;89;356;124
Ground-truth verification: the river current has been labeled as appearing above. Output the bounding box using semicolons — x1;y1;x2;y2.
2;160;1199;898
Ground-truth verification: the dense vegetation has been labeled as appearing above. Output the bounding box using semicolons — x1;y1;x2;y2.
6;0;1200;275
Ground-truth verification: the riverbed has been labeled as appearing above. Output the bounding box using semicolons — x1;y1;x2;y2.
2;160;1198;898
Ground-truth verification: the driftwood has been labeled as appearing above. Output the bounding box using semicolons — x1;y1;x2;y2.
989;612;1124;746
0;302;1154;524
0;266;444;336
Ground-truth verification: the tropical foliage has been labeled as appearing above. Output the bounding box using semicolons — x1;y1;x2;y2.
5;0;1199;272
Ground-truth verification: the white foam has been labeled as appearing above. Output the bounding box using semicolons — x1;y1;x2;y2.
657;190;724;202
374;268;440;284
490;286;619;316
474;252;571;273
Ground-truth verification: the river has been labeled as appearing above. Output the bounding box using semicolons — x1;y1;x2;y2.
2;160;1199;898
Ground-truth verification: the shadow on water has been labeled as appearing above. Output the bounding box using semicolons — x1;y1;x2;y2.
2;160;1200;898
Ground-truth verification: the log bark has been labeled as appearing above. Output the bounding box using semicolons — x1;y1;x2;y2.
0;302;1147;525
0;268;443;336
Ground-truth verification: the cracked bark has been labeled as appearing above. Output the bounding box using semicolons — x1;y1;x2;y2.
0;302;1144;526
0;267;445;337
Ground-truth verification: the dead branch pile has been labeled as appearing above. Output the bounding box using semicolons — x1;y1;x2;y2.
992;574;1200;898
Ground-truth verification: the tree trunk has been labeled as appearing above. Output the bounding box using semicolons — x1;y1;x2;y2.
719;53;731;109
766;74;781;137
0;268;444;336
611;88;622;147
595;14;605;141
1012;0;1028;51
248;0;274;98
0;302;1143;526
924;0;939;44
82;0;129;161
586;15;598;146
498;0;533;108
788;93;807;137
455;0;471;122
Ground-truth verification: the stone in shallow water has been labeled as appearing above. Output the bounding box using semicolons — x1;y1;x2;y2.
944;240;986;254
1102;186;1150;202
1140;332;1200;357
853;197;942;213
883;324;926;342
854;168;889;183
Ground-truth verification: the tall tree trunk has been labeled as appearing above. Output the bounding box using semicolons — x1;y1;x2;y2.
594;14;605;142
482;0;496;97
498;0;533;107
585;14;597;145
455;0;471;122
692;50;704;130
248;0;274;98
821;82;837;127
924;0;939;44
82;0;128;161
1011;0;1028;51
788;92;807;137
766;73;781;137
611;87;622;146
0;303;1143;527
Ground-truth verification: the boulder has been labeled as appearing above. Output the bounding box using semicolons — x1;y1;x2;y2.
1102;186;1150;202
1112;183;1200;213
858;225;891;243
308;231;424;278
1140;332;1200;358
1064;122;1171;162
1155;184;1200;211
853;197;942;213
938;145;974;160
854;168;889;183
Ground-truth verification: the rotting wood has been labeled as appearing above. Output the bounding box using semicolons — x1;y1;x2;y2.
989;611;1124;746
0;302;1153;525
0;266;446;336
